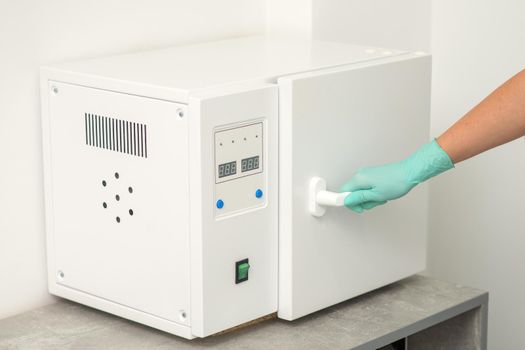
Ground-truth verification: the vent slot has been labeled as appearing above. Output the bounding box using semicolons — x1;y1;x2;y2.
85;113;147;158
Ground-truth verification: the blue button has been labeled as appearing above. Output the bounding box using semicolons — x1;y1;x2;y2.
216;199;224;209
255;189;263;198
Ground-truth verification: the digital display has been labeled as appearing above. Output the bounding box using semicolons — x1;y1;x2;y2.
241;156;260;172
218;161;237;178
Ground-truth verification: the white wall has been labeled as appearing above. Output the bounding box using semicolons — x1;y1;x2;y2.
428;1;525;348
0;0;264;320
312;0;431;52
265;0;313;39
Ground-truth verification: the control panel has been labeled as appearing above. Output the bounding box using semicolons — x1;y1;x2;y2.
214;122;265;217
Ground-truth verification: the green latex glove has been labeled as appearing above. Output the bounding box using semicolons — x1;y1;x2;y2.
340;139;454;213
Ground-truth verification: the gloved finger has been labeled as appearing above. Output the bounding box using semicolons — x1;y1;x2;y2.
361;200;387;210
344;190;383;208
339;174;371;192
348;204;364;213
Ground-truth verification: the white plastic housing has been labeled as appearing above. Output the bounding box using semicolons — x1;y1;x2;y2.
40;36;431;338
309;177;350;217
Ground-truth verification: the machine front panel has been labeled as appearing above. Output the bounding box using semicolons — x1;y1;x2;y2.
278;55;431;320
213;122;266;217
189;85;278;337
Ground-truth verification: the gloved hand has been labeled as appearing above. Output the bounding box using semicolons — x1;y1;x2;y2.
340;139;454;213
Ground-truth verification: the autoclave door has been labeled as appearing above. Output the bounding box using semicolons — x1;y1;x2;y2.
278;54;431;320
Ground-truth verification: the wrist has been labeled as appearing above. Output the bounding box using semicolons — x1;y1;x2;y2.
404;139;454;184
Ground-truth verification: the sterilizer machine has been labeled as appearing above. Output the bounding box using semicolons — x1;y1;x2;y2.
41;36;430;339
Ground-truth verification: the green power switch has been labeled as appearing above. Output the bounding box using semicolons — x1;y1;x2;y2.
235;259;250;284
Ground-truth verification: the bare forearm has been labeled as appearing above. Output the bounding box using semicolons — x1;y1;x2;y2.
437;69;525;163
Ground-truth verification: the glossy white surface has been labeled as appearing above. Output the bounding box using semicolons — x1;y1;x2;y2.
278;54;431;320
46;36;404;103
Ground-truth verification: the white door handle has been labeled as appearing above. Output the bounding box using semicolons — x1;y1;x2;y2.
309;177;350;217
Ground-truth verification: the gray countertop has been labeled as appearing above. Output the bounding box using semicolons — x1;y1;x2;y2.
0;275;488;350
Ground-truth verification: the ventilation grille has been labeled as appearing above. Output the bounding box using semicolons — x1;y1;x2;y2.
84;113;147;158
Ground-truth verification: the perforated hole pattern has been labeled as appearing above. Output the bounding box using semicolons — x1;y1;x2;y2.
101;172;135;223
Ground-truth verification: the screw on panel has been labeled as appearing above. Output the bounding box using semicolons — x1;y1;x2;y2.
179;310;187;321
57;270;65;280
52;86;59;94
177;109;184;118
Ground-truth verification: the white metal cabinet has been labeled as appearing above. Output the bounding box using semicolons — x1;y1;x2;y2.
41;37;432;339
278;54;431;320
42;80;278;339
